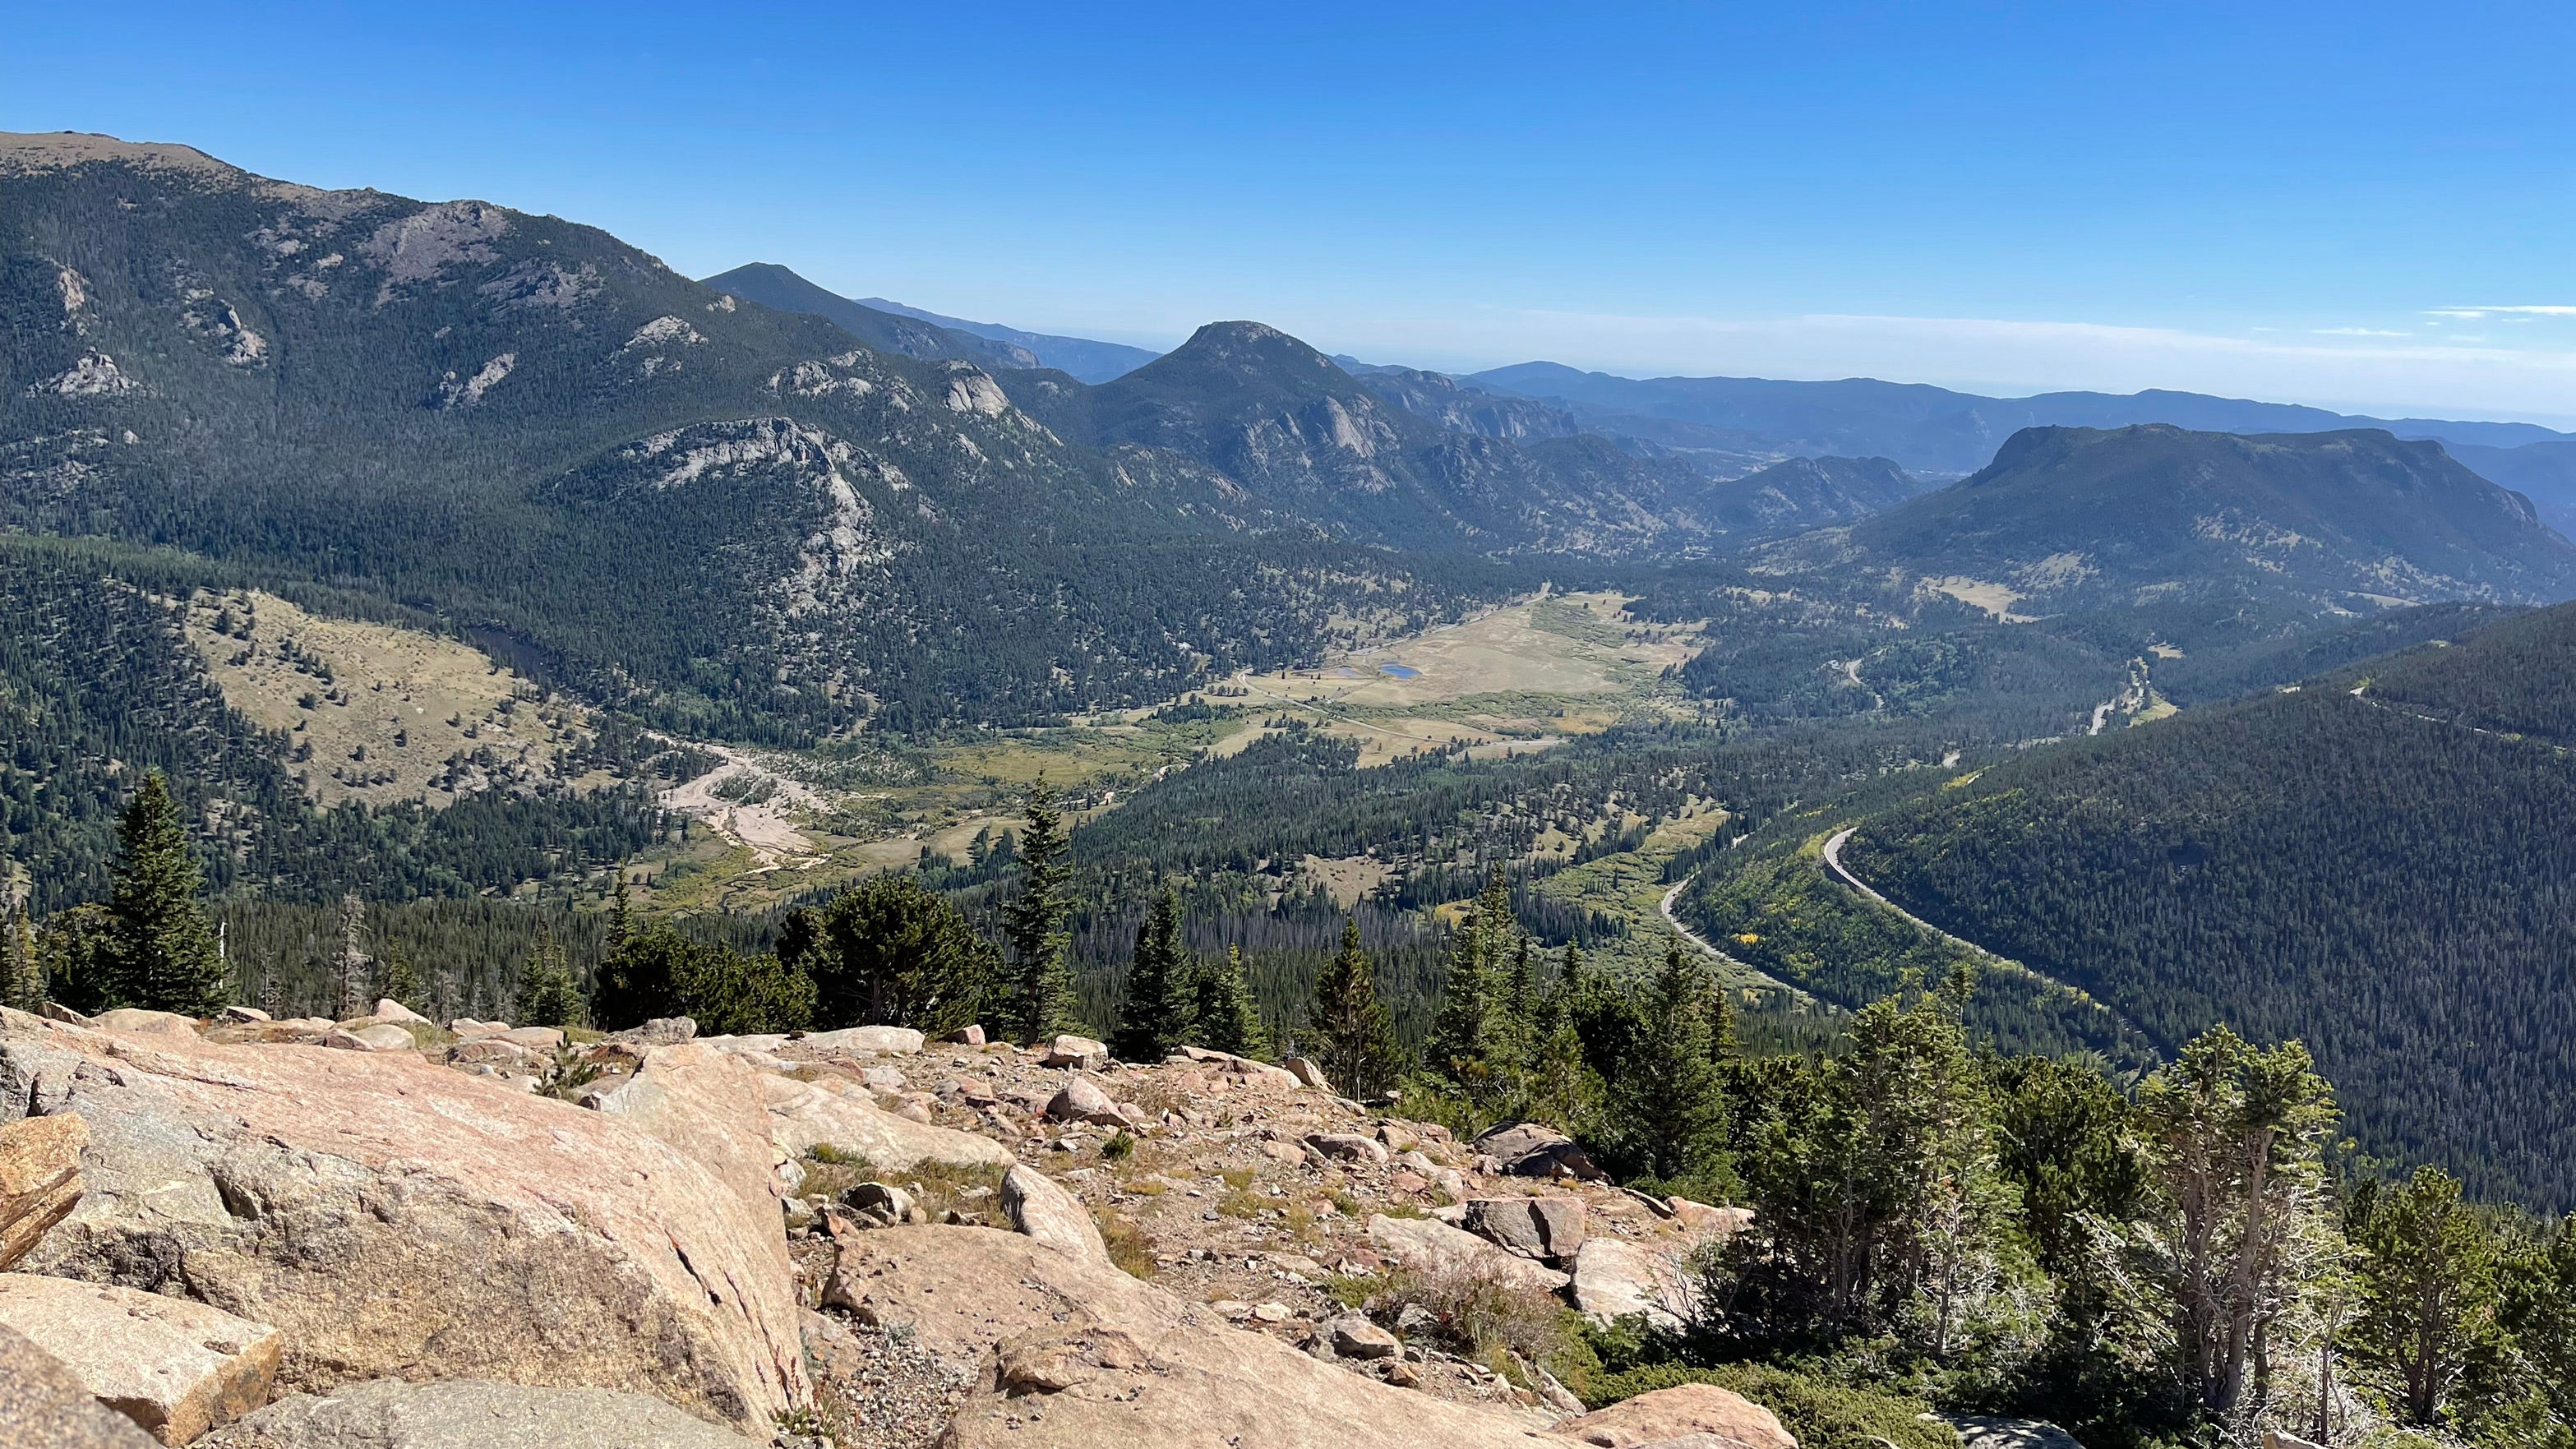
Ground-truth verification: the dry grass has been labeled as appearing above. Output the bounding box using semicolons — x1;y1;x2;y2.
1093;1207;1158;1280
798;1147;1009;1221
1361;1264;1574;1373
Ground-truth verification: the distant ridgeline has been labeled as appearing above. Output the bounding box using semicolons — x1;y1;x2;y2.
1803;600;2576;1209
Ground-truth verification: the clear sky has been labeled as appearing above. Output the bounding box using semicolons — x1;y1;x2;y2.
8;1;2573;421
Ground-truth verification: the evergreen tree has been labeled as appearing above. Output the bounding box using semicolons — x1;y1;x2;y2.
996;782;1079;1042
2;903;42;1012
1612;939;1729;1181
1425;878;1510;1095
606;869;635;958
515;927;583;1028
106;771;227;1015
2352;1165;2502;1427
1110;888;1196;1063
1306;919;1405;1098
2136;1026;2340;1417
805;874;995;1035
1192;944;1268;1059
330;893;372;1018
373;946;423;1014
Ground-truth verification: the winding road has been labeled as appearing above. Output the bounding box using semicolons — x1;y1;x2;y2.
1820;826;2005;962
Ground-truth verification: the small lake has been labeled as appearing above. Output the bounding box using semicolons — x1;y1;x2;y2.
1378;663;1421;679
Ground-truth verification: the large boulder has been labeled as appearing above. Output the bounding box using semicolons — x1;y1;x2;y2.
801;1025;925;1056
1549;1382;1795;1449
1568;1239;1697;1332
1;1114;87;1269
0;1009;806;1433
369;1000;430;1027
1041;1035;1108;1070
1364;1214;1569;1294
588;1041;786;1235
88;1010;196;1038
1472;1122;1602;1181
1046;1074;1126;1126
758;1071;1015;1171
1955;1417;2087;1449
196;1378;755;1449
0;1274;281;1445
1001;1164;1111;1268
825;1226;1559;1447
0;1322;159;1449
321;1024;414;1053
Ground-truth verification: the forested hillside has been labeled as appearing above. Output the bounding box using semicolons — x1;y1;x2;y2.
0;133;1512;736
1830;600;2576;1207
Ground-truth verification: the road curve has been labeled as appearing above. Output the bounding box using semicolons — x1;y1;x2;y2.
1822;826;2009;965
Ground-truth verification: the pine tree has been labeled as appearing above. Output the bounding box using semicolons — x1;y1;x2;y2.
1307;918;1405;1098
1192;944;1268;1059
516;926;584;1028
1110;888;1196;1063
996;782;1079;1042
2;903;41;1012
606;869;635;958
106;772;228;1016
1426;878;1510;1093
1612;939;1728;1180
373;947;422;1014
2352;1165;2501;1427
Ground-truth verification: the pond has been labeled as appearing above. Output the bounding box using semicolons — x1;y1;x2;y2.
1378;662;1421;679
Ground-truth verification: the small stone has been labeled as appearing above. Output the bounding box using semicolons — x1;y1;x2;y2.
221;1005;272;1023
1282;1057;1332;1091
1393;1303;1439;1338
1210;1299;1255;1319
448;1038;533;1068
1382;1357;1420;1388
945;1025;986;1045
1250;1302;1293;1322
498;1026;566;1050
1390;1171;1428;1193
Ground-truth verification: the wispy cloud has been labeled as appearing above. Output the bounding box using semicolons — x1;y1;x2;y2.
2313;327;2409;337
2427;306;2576;320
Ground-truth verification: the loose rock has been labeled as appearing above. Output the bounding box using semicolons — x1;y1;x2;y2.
1471;1122;1602;1180
0;1274;281;1446
324;1023;415;1053
1549;1382;1795;1449
88;1010;196;1038
1041;1034;1109;1070
0;1322;159;1449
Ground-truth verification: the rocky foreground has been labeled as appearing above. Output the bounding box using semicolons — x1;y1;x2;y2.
0;1002;1770;1448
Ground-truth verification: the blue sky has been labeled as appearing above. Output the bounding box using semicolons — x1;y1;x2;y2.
8;1;2573;420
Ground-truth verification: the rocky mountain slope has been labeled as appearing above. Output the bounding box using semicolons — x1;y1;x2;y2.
0;132;1500;735
697;262;1044;371
854;293;1161;383
1761;424;2576;616
2;1004;1780;1448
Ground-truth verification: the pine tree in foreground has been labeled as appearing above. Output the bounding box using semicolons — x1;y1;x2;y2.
1610;939;1728;1181
996;782;1080;1042
1307;918;1406;1098
516;927;584;1029
1192;944;1268;1059
107;771;228;1016
2;903;42;1012
1110;888;1196;1063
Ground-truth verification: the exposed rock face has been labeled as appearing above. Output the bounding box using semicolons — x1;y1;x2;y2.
0;1114;87;1269
1568;1239;1697;1332
826;1226;1555;1447
1549;1382;1795;1449
87;1010;196;1037
1364;1214;1569;1293
0;1011;805;1433
589;1041;790;1245
0;1322;159;1449
0;1275;281;1445
196;1378;755;1449
758;1071;1015;1171
1001;1163;1111;1268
